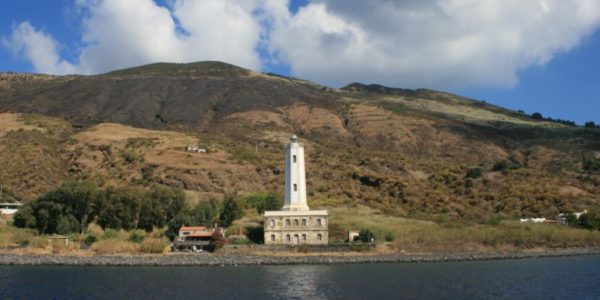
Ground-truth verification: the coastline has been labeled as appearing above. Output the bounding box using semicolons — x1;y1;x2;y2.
1;248;599;266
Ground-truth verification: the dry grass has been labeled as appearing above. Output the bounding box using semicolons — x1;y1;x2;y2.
139;238;169;254
382;96;563;127
393;221;600;253
0;113;40;138
326;205;600;253
91;239;138;255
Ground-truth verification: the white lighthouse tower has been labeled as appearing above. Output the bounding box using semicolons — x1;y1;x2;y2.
282;134;309;211
263;134;328;245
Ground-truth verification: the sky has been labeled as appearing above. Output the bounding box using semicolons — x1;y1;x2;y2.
0;0;599;124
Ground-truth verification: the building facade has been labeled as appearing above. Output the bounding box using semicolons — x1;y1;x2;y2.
264;135;328;245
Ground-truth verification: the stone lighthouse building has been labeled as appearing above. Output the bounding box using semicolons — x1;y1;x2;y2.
264;135;329;245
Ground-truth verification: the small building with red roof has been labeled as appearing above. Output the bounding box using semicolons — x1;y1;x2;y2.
173;225;220;252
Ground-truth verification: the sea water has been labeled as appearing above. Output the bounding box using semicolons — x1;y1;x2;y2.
1;255;599;299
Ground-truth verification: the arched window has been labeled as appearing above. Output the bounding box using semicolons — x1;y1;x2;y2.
286;234;291;242
317;233;322;241
270;219;275;227
271;235;275;242
285;219;290;226
302;234;307;241
294;219;299;226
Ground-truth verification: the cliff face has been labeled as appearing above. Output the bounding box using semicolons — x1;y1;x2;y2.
0;61;599;220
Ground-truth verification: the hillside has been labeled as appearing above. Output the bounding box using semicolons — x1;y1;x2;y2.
0;61;599;222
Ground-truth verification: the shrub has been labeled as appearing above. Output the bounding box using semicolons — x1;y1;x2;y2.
209;231;227;251
358;229;375;243
582;157;600;172
84;234;98;246
139;238;168;254
102;229;122;240
465;168;482;179
11;229;35;247
384;231;395;242
492;161;509;172
129;230;146;243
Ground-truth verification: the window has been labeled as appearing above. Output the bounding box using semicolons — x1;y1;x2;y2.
302;234;307;241
271;235;275;242
285;219;290;226
293;155;297;163
317;219;322;226
317;233;322;241
270;219;275;227
302;219;307;226
294;219;299;226
286;234;291;242
183;232;190;235
294;184;297;191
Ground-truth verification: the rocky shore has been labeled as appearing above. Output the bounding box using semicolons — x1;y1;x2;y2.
1;248;599;266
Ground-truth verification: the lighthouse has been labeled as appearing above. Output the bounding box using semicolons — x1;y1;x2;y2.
282;134;309;211
263;134;329;245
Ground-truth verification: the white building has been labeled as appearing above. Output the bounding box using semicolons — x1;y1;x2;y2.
264;135;329;245
0;201;22;215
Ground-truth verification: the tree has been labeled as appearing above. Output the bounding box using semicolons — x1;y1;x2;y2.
219;195;243;227
32;201;66;234
584;121;597;128
138;185;186;231
47;181;99;234
531;112;543;120
13;205;36;228
192;200;217;227
260;194;282;213
96;187;142;230
166;213;195;241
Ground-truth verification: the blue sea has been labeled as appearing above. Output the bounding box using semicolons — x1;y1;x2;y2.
1;255;599;299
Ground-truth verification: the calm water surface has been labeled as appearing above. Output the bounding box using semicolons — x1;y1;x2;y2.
1;255;599;299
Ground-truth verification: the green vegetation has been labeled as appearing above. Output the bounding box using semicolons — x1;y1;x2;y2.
14;181;186;234
357;229;375;243
325;205;600;252
583;156;600;172
465;167;482;179
242;192;283;214
219;195;244;227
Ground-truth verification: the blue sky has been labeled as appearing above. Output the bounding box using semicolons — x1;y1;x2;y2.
1;0;599;124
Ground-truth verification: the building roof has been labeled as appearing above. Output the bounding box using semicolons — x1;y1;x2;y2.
180;226;208;231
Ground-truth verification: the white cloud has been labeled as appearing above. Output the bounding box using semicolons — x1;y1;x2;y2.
2;22;77;75
267;0;600;89
2;0;600;89
3;0;264;75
